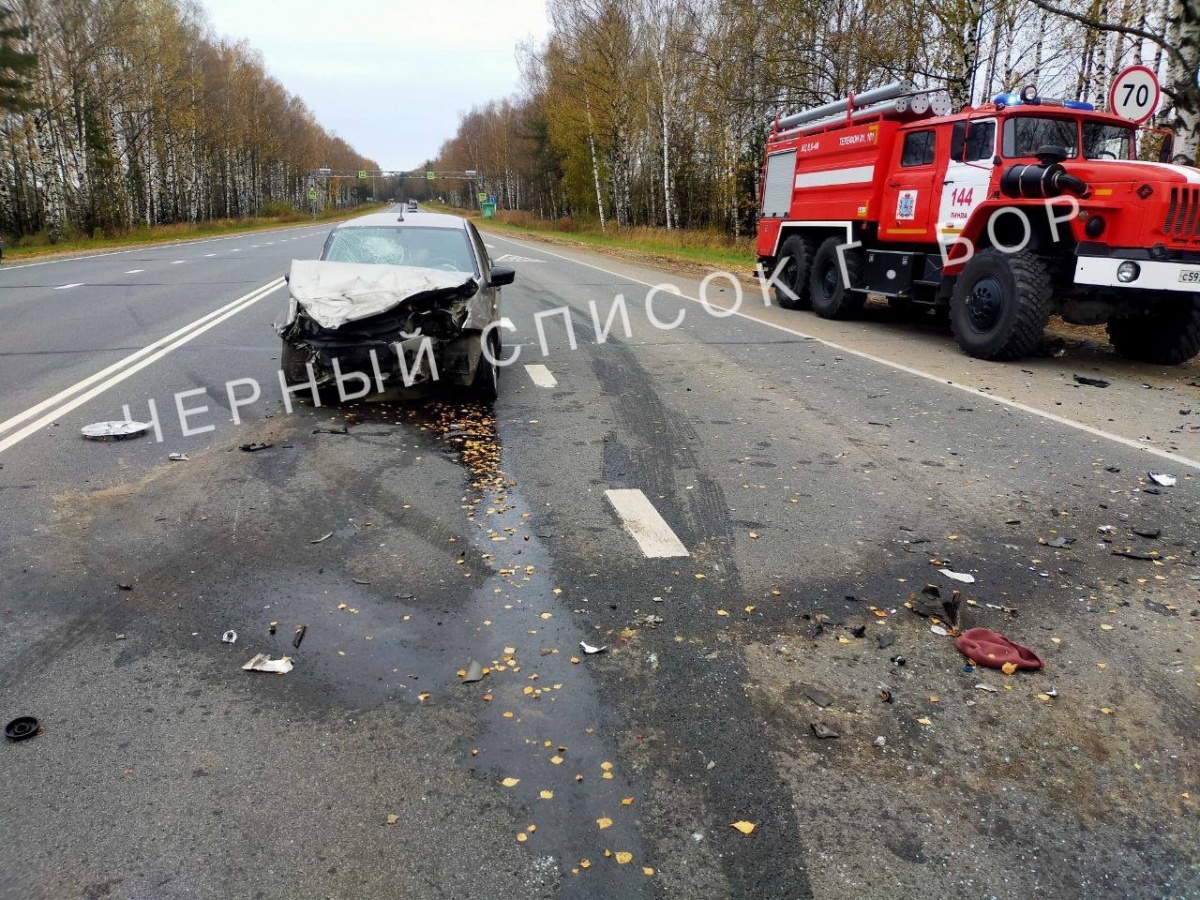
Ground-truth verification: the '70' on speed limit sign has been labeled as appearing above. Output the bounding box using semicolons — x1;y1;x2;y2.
1109;65;1161;125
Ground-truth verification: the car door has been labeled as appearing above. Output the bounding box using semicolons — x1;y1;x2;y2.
465;222;499;325
937;118;996;243
880;127;942;243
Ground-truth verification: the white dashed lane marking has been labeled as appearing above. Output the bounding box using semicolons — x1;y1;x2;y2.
524;364;558;388
55;283;83;291
171;260;184;265
124;270;144;275
604;489;690;559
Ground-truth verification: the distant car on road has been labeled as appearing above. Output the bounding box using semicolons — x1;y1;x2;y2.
406;200;419;212
277;211;514;400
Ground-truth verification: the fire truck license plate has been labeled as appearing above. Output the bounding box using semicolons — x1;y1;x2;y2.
1179;270;1200;284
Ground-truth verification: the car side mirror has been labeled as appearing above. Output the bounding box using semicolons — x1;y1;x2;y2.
489;265;516;287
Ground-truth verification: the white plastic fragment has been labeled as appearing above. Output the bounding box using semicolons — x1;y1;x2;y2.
81;420;151;442
580;641;607;655
975;684;999;693
1148;472;1177;487
930;625;950;637
242;654;294;674
222;630;237;644
168;453;189;462
311;531;334;544
939;568;976;584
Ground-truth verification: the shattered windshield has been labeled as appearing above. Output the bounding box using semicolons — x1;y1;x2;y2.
324;226;477;274
1002;116;1079;158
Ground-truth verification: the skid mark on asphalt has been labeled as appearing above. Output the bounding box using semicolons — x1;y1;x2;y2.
604;489;690;558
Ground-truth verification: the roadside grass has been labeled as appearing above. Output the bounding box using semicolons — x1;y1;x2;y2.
2;203;388;262
430;204;756;271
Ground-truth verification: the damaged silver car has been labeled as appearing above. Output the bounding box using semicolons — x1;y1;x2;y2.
277;212;515;400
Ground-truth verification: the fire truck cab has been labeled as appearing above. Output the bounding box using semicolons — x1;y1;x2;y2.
757;83;1200;364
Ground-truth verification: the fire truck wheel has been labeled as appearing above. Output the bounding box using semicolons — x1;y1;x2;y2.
1106;295;1200;365
809;237;866;320
774;236;816;310
950;250;1053;360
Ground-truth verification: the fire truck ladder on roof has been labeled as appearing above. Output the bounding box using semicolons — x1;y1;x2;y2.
774;82;954;136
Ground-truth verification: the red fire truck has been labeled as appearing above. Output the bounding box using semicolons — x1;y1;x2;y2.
756;82;1200;363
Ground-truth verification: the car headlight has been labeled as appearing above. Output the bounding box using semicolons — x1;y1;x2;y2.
1117;261;1140;283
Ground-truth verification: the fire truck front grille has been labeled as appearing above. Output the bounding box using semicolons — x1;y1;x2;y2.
1164;187;1200;242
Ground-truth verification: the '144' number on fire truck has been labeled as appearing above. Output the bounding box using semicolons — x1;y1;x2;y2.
951;187;974;206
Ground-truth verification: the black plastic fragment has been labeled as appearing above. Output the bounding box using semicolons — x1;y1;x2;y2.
5;716;40;742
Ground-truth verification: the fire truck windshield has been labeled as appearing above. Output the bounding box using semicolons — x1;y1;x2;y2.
1082;122;1136;159
1002;116;1079;158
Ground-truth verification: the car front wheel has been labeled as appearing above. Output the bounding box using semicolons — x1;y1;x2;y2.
471;332;499;401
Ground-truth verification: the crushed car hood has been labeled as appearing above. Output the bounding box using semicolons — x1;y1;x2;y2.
287;260;478;330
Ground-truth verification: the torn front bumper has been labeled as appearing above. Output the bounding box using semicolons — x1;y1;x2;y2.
276;260;495;391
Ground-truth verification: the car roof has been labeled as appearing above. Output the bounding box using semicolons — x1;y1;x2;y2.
334;212;467;231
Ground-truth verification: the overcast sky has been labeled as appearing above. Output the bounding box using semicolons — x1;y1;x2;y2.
201;0;549;170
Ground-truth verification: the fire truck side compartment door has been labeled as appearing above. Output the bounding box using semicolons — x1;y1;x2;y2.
762;150;797;218
937;118;996;244
879;128;942;242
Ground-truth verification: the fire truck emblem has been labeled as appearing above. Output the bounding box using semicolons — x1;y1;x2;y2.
896;190;918;221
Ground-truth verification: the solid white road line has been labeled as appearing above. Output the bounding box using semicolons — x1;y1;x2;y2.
55;283;83;290
524;364;558;388
605;489;690;559
486;232;1200;472
0;278;285;450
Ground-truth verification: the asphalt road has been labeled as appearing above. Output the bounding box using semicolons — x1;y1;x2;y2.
1;211;1198;900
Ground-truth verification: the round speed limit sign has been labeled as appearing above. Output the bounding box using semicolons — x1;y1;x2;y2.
1109;65;1160;125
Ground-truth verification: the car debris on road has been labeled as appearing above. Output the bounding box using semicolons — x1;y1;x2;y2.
955;628;1043;671
242;654;294;674
4;716;41;742
81;420;152;442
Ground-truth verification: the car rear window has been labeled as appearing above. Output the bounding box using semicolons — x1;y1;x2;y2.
323;226;477;274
